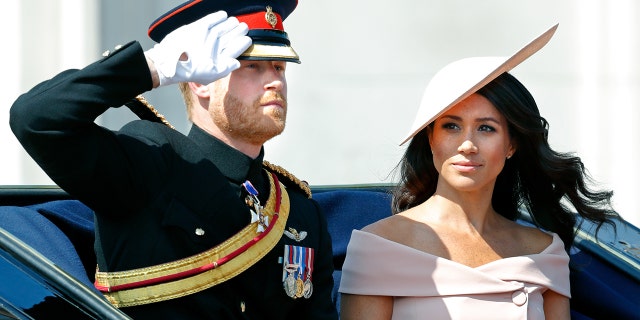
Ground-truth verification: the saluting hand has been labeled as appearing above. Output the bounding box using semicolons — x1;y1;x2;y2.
144;11;252;87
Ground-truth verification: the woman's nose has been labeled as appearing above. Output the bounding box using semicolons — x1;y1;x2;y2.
458;140;478;153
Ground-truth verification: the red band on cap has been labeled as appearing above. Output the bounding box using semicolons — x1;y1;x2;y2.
237;11;284;31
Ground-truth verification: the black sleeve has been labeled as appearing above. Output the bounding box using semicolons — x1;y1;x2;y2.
9;41;157;214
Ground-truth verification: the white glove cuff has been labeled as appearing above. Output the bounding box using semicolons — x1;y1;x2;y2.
144;45;184;87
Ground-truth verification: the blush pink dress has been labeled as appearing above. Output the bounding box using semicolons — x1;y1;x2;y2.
339;230;570;320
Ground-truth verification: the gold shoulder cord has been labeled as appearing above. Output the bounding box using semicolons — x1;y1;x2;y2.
124;96;312;199
124;95;175;129
124;95;312;201
263;160;312;198
123;96;312;199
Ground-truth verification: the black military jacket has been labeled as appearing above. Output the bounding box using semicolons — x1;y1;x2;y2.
10;41;337;319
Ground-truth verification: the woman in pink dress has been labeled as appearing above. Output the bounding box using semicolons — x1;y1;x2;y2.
339;24;619;320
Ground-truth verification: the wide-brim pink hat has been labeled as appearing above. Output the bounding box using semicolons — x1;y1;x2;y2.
400;23;559;145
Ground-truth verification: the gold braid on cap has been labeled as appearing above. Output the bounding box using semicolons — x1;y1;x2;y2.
124;95;175;129
263;160;312;199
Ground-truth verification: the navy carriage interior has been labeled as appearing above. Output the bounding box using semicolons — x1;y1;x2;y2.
0;185;638;319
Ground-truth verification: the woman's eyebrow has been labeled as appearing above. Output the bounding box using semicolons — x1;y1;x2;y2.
440;114;501;124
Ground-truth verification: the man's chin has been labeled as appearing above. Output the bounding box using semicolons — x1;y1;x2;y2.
270;125;286;138
251;124;285;144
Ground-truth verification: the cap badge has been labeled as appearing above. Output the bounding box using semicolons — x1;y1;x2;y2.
265;6;278;28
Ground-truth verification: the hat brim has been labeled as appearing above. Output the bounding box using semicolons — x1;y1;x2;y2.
239;44;300;63
239;29;300;63
399;23;558;146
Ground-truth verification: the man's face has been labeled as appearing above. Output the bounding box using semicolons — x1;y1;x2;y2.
209;60;288;145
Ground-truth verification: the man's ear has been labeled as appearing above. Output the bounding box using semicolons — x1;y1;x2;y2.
189;82;211;99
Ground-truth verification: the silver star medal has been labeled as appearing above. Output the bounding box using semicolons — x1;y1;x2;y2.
242;180;269;233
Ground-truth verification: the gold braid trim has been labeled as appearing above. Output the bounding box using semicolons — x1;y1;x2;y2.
124;95;175;129
263;160;312;199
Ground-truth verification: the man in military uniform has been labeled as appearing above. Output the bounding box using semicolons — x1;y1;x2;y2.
10;0;338;319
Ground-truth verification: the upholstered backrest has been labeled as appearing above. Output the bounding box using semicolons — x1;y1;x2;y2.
0;190;638;319
0;201;96;290
314;190;393;312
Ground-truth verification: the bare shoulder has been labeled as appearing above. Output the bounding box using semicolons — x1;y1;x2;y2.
361;206;429;243
511;222;554;254
361;214;402;238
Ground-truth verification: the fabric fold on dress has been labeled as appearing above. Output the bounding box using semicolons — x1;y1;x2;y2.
339;230;570;320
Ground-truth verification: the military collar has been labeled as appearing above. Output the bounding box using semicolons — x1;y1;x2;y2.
187;125;265;185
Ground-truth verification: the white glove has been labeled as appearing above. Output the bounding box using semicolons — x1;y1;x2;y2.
144;11;252;86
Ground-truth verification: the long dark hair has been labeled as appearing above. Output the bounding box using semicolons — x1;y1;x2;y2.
392;72;619;250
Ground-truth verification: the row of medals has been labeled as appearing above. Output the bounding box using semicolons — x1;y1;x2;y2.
284;269;313;299
243;180;312;299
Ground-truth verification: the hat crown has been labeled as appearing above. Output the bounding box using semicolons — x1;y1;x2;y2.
413;56;508;132
399;24;558;145
148;0;298;42
148;0;300;63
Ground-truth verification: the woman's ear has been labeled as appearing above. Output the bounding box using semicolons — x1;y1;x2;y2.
427;126;435;152
507;140;517;159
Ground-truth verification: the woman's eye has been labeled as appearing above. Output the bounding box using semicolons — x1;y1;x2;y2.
479;124;496;132
442;122;459;130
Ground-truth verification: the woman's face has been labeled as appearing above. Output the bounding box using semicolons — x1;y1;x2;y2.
428;93;516;194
